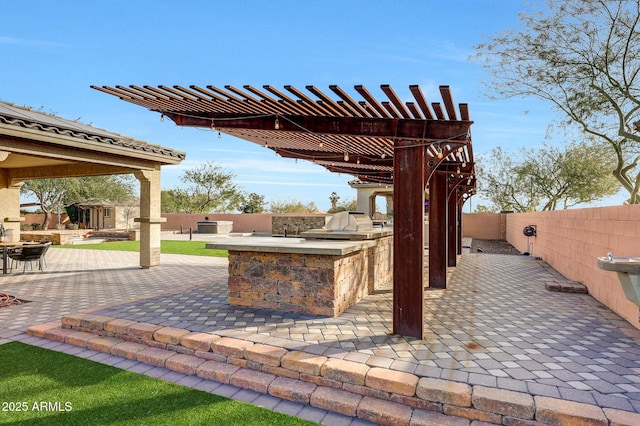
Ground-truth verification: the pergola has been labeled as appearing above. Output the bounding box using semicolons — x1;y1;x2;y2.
92;83;476;339
0;102;185;268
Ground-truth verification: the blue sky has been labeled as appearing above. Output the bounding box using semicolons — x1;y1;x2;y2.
3;0;605;211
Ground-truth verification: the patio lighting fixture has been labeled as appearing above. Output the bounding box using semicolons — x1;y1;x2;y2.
210;120;216;131
436;144;443;159
274;115;280;130
160;113;164;122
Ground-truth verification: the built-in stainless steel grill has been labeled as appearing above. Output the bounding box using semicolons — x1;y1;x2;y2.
301;211;390;241
325;211;374;232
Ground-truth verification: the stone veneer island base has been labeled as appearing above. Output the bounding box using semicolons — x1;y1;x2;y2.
206;233;392;316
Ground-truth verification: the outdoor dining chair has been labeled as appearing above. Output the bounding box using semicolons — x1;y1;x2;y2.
7;244;48;273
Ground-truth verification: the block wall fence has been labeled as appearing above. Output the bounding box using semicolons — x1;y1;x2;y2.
463;206;640;330
161;213;331;234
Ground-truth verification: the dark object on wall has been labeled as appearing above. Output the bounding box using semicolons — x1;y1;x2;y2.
523;225;537;237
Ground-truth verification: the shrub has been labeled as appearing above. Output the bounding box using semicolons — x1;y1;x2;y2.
31;223;42;230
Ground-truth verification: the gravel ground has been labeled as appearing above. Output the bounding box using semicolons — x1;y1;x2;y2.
469;239;521;255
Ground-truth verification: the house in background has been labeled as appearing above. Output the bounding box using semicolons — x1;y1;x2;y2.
76;201;140;231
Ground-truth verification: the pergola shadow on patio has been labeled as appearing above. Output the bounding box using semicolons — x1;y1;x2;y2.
20;247;640;424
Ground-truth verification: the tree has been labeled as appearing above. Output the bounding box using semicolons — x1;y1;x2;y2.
175;162;244;213
161;188;196;213
329;192;339;210
475;0;640;203
119;199;139;231
473;205;496;214
238;192;266;213
65;175;135;205
478;141;620;212
477;147;540;212
327;198;358;213
268;198;319;214
160;190;177;213
21;179;66;230
21;175;135;229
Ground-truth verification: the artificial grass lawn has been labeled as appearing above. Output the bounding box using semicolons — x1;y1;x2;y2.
57;240;228;257
0;342;317;426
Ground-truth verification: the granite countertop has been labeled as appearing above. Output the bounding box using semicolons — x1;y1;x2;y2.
205;235;381;255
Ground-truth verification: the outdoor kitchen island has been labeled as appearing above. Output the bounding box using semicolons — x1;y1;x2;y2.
206;212;393;316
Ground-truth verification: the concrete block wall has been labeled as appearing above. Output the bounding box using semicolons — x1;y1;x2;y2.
462;213;506;240
162;213;274;234
504;205;640;329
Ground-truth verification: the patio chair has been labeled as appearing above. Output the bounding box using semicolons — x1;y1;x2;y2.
38;241;52;268
7;244;48;273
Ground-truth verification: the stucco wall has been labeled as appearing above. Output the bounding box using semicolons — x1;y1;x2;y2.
22;213;70;229
161;214;274;233
462;213;506;240
162;213;335;234
504;205;640;329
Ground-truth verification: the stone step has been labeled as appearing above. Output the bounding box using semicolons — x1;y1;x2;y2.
26;314;640;426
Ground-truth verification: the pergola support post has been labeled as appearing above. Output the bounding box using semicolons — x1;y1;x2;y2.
393;139;424;339
134;168;165;268
457;200;463;255
429;172;447;288
448;187;458;267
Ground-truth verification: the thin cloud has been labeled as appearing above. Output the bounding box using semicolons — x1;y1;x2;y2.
0;35;68;48
237;179;339;187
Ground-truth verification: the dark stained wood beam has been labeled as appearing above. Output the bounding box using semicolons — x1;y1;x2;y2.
276;148;394;167
167;113;472;142
429;172;448;289
393;139;424;339
457;201;463;255
439;86;458;121
448;187;458;267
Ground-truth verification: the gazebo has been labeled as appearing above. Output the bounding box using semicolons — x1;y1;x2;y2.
92;83;475;339
0;102;185;268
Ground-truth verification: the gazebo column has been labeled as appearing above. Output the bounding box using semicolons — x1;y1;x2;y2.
0;167;23;243
392;139;424;339
447;187;458;267
134;168;165;268
429;172;447;288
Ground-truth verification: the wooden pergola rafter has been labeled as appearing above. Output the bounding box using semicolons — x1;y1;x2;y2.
92;83;476;339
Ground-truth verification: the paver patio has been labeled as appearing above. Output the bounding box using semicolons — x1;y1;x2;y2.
2;240;640;425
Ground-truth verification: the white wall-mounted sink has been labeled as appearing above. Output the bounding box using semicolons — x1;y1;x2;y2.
597;256;640;306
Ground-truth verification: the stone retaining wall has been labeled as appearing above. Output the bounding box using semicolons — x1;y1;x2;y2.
271;215;331;237
28;315;640;426
227;236;392;316
20;230;87;245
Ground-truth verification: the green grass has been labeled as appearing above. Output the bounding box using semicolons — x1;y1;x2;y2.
56;240;228;257
0;342;317;426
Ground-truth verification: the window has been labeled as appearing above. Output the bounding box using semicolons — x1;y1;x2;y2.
104;208;111;218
